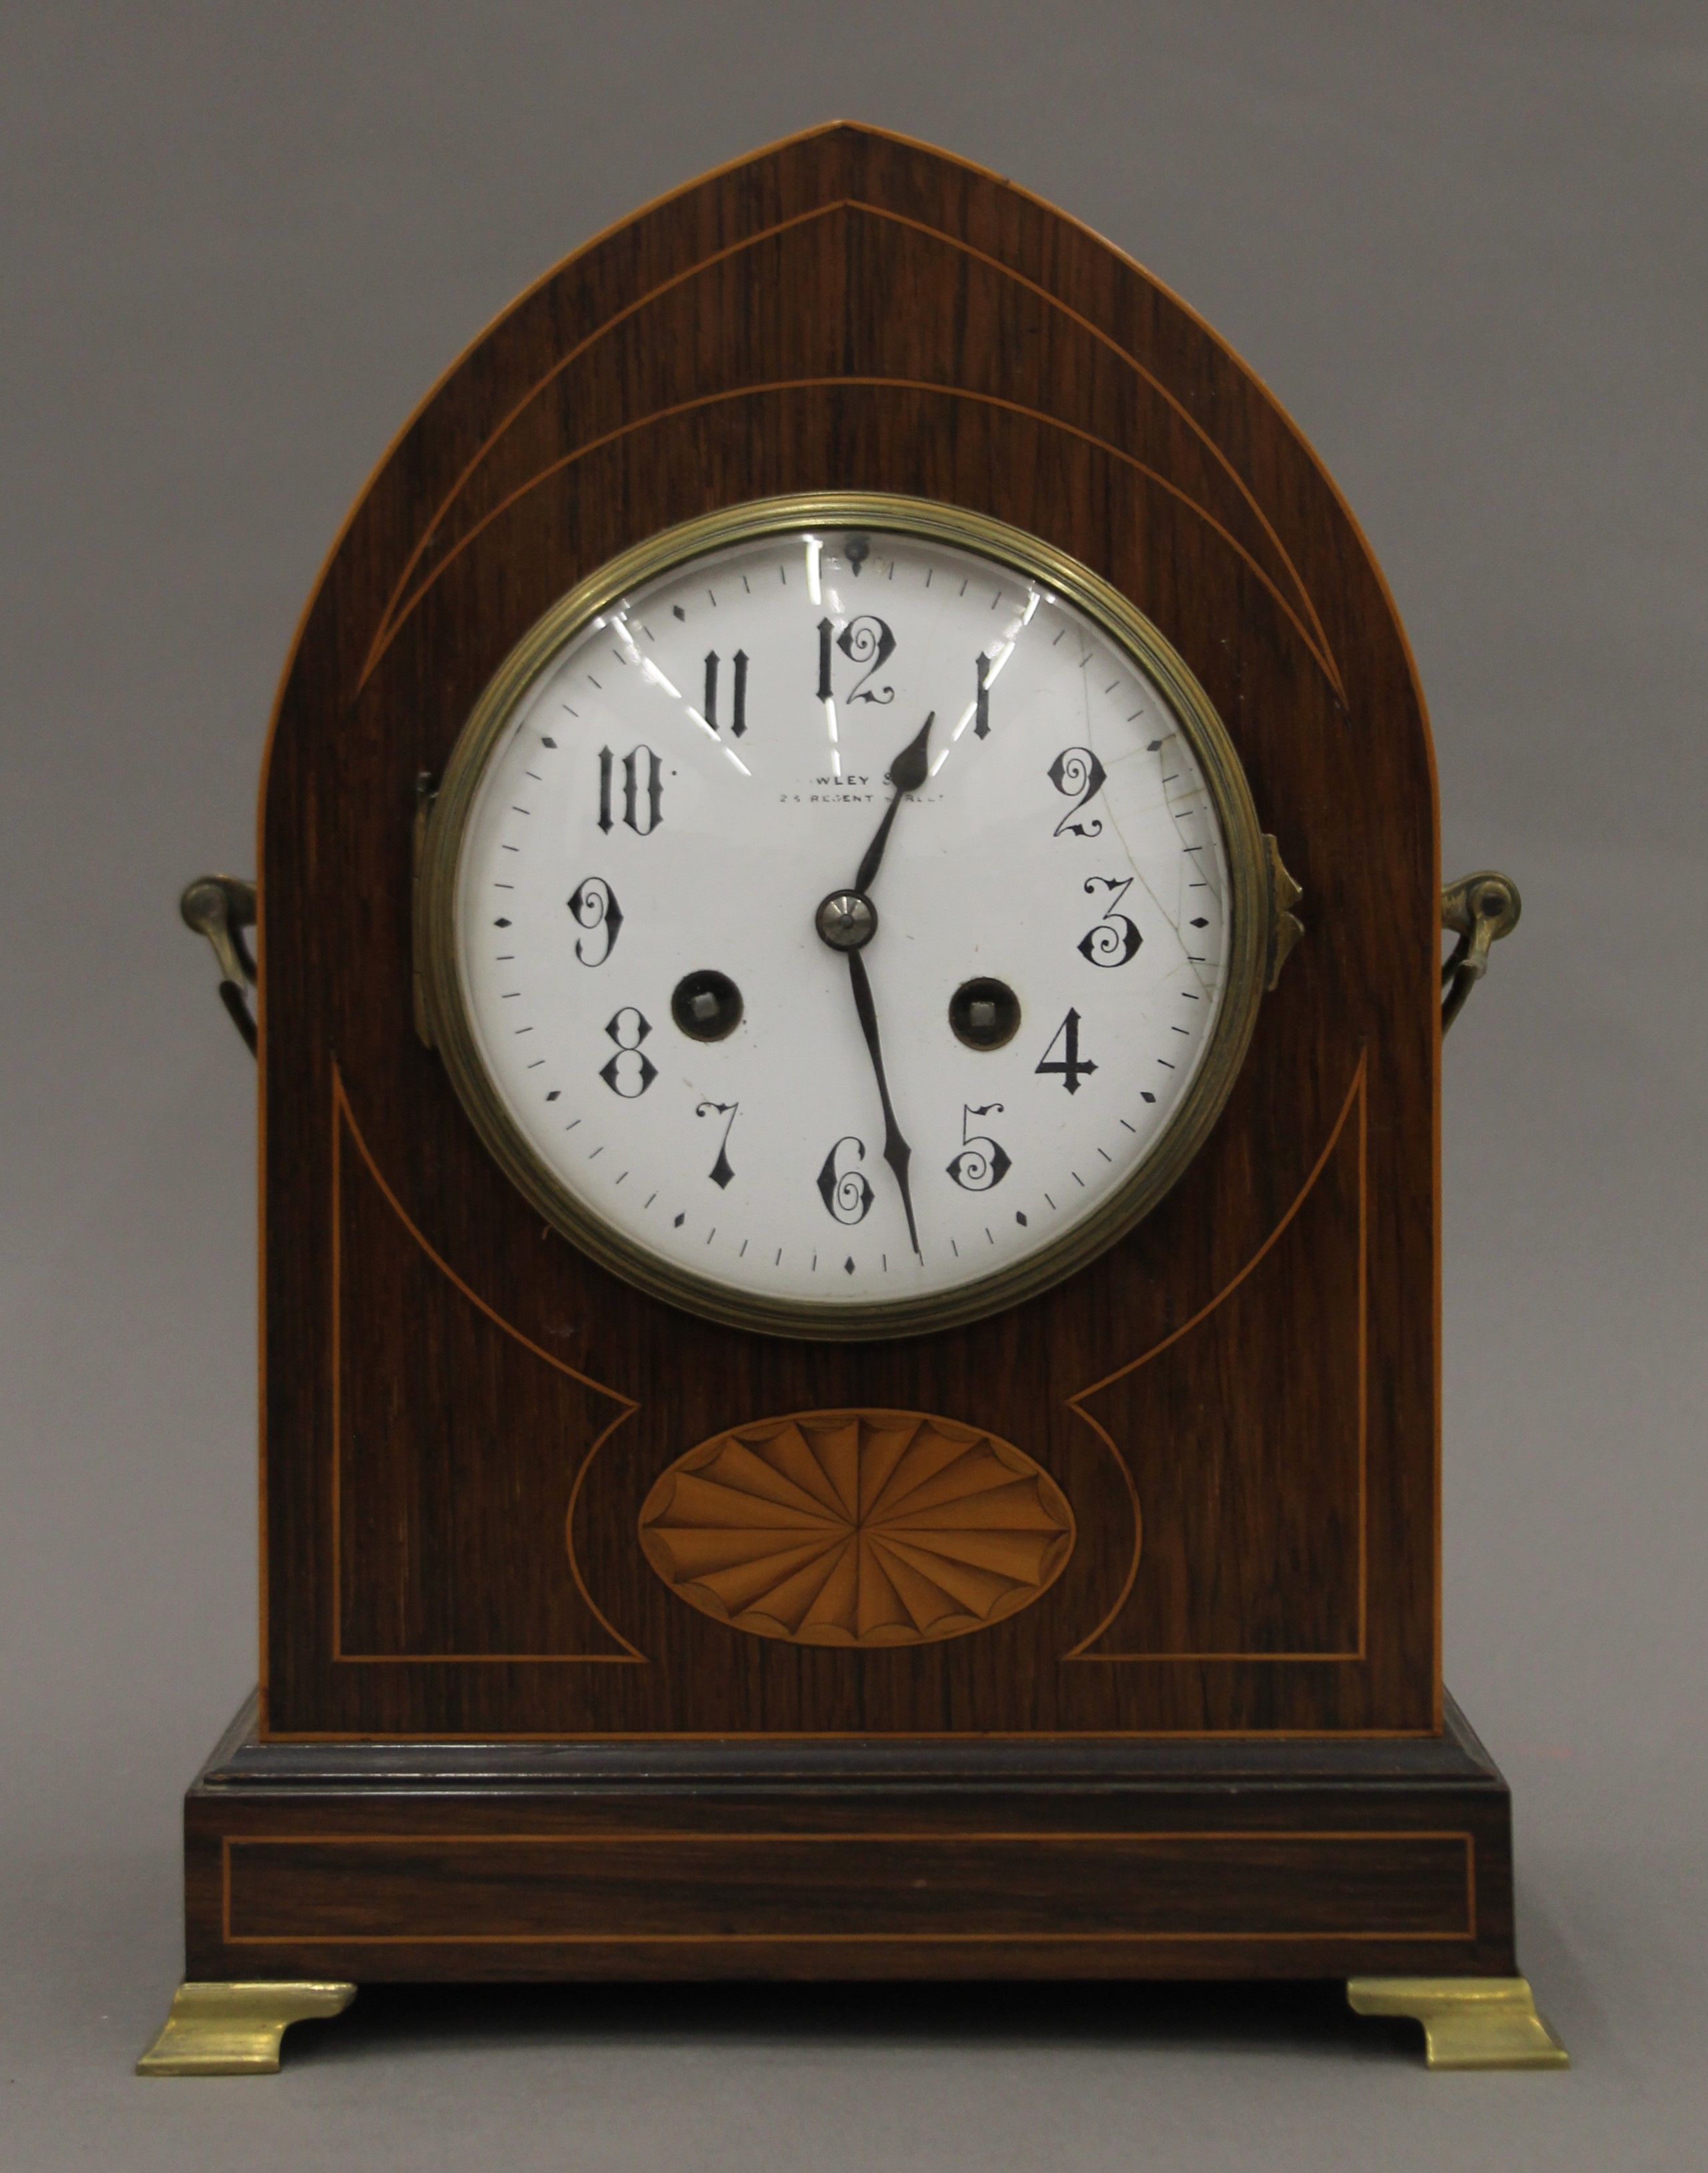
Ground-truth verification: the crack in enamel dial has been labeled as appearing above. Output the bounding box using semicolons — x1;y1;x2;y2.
420;497;1269;1339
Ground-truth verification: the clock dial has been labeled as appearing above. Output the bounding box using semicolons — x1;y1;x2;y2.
426;499;1267;1336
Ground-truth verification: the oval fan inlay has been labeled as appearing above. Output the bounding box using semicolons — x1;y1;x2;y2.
637;1408;1076;1647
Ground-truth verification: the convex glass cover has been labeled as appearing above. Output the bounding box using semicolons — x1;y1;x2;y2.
420;497;1269;1336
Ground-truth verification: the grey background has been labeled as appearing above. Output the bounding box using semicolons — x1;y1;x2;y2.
2;2;1703;2165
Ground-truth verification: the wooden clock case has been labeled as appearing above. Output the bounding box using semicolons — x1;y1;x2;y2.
152;125;1559;2067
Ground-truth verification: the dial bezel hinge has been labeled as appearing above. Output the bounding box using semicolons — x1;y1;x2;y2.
1263;835;1304;990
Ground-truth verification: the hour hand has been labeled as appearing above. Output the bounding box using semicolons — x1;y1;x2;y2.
855;713;933;896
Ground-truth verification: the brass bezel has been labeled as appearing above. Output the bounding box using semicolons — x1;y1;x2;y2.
420;493;1272;1341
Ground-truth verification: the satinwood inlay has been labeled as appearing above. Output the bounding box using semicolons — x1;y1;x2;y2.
638;1410;1076;1647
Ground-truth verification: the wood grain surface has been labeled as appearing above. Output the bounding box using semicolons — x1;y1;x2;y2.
257;123;1440;1740
182;1696;1515;1982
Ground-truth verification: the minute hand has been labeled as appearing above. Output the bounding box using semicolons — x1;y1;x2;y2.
845;713;933;1259
847;947;919;1258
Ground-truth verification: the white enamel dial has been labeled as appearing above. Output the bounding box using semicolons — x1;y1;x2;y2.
433;505;1264;1335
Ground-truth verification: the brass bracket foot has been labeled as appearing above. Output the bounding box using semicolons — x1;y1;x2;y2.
136;1980;357;2076
1347;1976;1568;2070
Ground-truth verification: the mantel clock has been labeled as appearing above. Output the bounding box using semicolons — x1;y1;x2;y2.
144;125;1561;2077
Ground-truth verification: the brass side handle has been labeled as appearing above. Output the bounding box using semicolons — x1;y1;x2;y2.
1441;871;1521;1033
181;875;258;1055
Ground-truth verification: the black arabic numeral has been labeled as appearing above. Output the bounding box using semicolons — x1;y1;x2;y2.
1048;747;1107;837
839;615;896;704
816;1134;875;1224
597;745;663;836
599;1006;657;1097
946;1102;1011;1191
817;617;834;703
567;877;623;966
703;650;748;737
696;1098;739;1188
973;651;993;739
623;745;663;834
1077;876;1142;968
1036;1009;1097;1094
